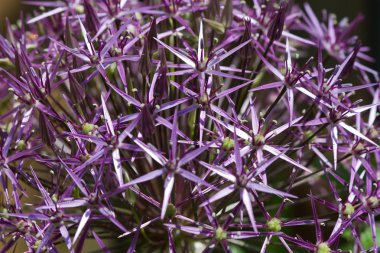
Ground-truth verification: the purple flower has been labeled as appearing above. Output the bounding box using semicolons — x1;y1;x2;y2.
0;0;379;252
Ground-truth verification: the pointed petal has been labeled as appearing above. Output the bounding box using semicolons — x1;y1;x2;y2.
130;136;168;166
177;169;216;189
111;169;164;196
287;88;294;124
197;20;204;62
112;148;124;186
199;161;236;182
208;40;252;69
27;7;66;24
249;81;283;92
248;182;297;198
254;48;284;80
59;224;74;253
250;97;259;135
199;109;206;146
73;209;91;244
161;173;175;219
178;138;219;166
200;185;235;206
101;95;115;136
92;230;111;253
77;16;93;55
286;38;292;72
263;145;311;173
310;193;322;242
369;212;378;253
171;109;179;159
127;218;143;253
208;115;251;140
234;127;243;175
241;189;258;232
168;228;177;253
339;122;379;147
155;38;195;68
369;89;379;126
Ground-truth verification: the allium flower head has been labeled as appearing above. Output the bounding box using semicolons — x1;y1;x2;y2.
0;0;379;252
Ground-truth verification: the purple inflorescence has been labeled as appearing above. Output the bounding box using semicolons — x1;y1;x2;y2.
0;0;379;252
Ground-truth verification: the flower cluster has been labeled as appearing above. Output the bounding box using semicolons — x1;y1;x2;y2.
0;0;379;252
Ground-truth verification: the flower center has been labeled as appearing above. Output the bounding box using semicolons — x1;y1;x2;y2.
165;203;177;219
342;203;355;217
16;140;26;151
366;196;379;210
82;123;95;135
166;161;178;173
215;227;227;241
236;175;248;188
316;242;331;253
254;133;265;146
267;217;282;232
222;137;234;151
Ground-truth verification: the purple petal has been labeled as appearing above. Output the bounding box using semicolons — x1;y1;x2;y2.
200;185;235;206
178;138;220;166
208;40;252;69
155;38;195;68
73;209;91;244
161;173;175;219
241;188;258;232
111;169;164;196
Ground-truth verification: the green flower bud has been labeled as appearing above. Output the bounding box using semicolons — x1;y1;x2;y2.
267;217;281;232
165;203;177;219
342;203;355;217
317;243;331;253
75;4;85;14
254;133;265;145
0;208;9;219
215;227;227;241
16;140;26;151
222;137;234;151
367;196;379;209
82;123;95;135
52;194;58;203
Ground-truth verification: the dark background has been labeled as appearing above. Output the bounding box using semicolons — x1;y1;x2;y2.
297;0;380;72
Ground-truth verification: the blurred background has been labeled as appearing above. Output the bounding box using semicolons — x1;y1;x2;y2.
301;0;380;72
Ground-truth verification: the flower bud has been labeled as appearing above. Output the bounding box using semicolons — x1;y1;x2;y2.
316;243;331;253
267;1;287;41
340;40;361;77
16;140;26;151
82;123;95;135
84;0;100;34
154;66;169;100
267;217;282;232
138;104;155;137
39;113;56;146
215;227;227;240
222;137;234;151
138;42;151;76
221;0;232;28
68;71;85;104
147;17;158;54
165;203;177;219
342;202;355;217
